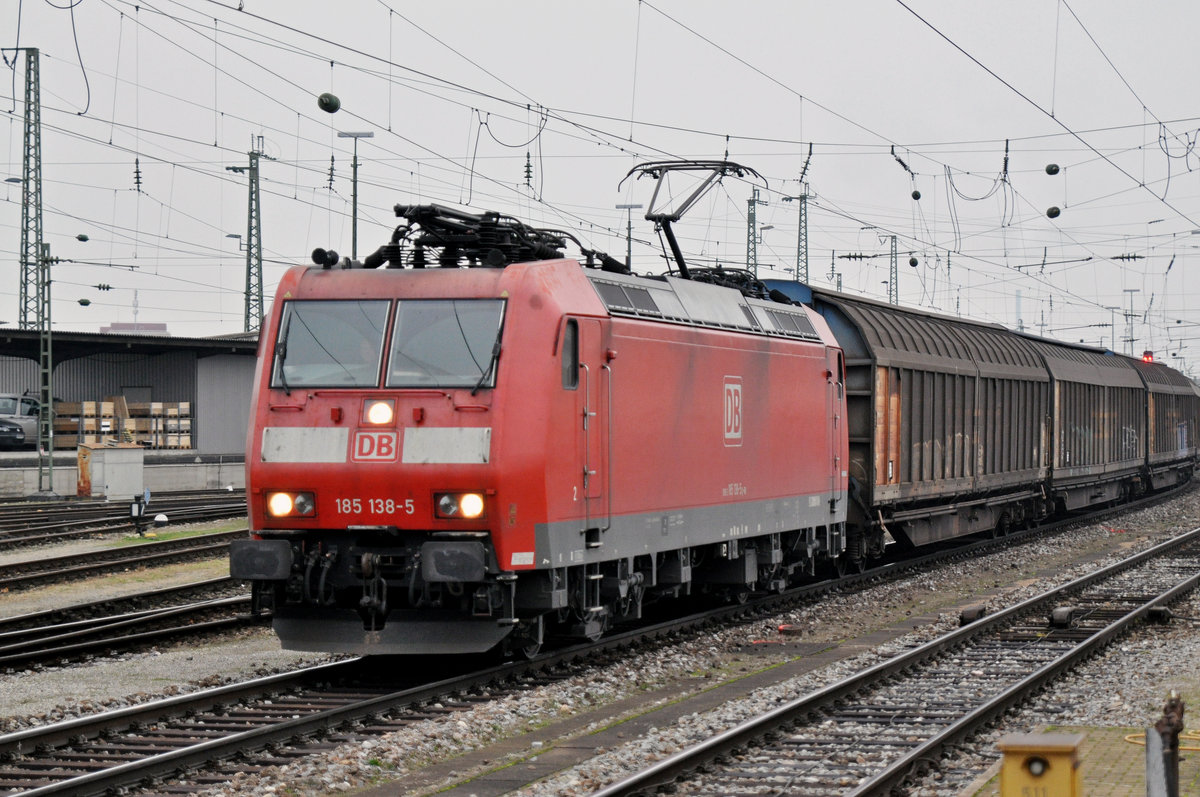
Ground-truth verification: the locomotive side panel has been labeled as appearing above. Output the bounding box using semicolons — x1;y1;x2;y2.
533;316;844;566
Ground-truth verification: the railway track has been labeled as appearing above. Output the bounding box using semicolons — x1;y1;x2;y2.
0;489;1189;795
593;525;1200;797
0;491;246;549
1;521;1194;796
0;632;656;796
0;530;245;592
0;577;242;633
0;577;265;669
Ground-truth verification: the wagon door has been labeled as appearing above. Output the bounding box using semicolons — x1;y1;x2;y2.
567;318;610;538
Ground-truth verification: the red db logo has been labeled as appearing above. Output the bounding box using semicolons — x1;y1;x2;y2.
352;431;399;462
724;377;742;446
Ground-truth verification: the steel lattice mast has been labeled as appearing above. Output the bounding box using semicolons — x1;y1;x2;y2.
227;136;266;332
746;187;766;278
889;235;898;305
245;145;263;332
18;48;42;331
795;192;808;283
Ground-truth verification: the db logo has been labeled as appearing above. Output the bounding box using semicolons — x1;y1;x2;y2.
352;430;400;462
724;377;743;446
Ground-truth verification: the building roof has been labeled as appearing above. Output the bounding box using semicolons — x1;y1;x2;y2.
0;328;259;364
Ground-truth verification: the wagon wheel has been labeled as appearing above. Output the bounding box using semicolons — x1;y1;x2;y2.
990;513;1011;539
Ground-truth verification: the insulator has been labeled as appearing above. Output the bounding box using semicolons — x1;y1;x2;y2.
1045;163;1060;175
911;190;921;200
1046;206;1061;219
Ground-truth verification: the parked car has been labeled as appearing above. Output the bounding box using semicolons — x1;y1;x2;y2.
0;418;26;449
0;394;39;448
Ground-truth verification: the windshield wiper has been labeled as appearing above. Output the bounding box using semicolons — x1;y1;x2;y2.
471;339;501;396
275;341;291;396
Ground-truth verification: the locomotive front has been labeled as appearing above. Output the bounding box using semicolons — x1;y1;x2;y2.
231;259;568;655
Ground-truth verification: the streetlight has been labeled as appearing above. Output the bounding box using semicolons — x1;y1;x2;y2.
615;203;643;271
337;131;374;260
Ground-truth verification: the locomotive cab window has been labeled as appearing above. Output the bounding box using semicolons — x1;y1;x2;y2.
271;300;389;389
562;319;579;389
386;299;506;389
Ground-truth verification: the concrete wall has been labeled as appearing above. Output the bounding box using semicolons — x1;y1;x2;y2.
0;456;245;500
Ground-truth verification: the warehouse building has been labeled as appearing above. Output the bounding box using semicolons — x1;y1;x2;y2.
0;328;258;455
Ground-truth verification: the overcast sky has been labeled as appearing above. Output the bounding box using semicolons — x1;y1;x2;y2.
3;1;1199;371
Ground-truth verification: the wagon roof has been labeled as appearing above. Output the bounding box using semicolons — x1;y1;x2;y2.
812;290;1046;379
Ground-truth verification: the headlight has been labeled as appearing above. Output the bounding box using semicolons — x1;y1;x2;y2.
434;492;486;519
364;399;394;425
266;491;316;518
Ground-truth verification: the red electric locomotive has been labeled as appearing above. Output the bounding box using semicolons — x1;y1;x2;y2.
232;164;850;655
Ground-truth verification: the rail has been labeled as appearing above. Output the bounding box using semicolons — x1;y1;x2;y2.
593;525;1200;796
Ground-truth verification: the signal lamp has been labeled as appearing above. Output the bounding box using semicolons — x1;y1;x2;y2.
435;492;486;520
266;491;316;518
364;399;395;425
1142;350;1154;363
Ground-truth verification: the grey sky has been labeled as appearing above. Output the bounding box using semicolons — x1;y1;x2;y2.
3;1;1198;371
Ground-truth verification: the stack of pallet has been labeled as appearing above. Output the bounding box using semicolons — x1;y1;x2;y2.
52;398;193;450
124;401;193;449
53;400;123;449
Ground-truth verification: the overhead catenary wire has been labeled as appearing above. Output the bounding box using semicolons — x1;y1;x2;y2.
3;1;1195;358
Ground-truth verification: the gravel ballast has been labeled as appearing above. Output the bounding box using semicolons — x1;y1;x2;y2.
4;493;1198;795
